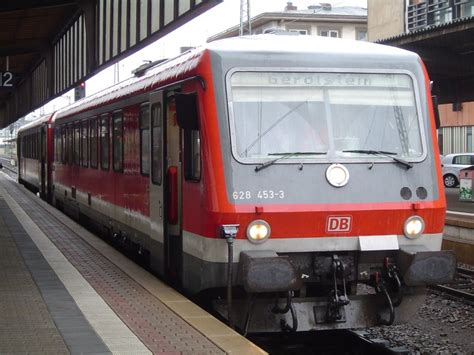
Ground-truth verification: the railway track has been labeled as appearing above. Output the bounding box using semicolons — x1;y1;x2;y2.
0;157;17;180
430;267;474;304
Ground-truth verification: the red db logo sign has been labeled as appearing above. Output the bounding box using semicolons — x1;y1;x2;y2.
326;216;352;233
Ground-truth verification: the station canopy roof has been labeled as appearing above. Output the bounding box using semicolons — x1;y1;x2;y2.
378;16;474;104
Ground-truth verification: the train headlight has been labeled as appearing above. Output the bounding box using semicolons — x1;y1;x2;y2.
326;164;349;187
404;216;425;239
247;220;271;243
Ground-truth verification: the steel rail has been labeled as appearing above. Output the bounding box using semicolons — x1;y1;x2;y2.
430;284;474;303
457;267;474;277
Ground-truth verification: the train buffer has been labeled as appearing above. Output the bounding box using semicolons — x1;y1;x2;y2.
0;173;265;354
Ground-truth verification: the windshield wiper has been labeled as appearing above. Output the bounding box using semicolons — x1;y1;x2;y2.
255;151;326;172
343;149;413;170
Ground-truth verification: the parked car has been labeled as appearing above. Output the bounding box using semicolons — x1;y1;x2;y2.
441;153;474;187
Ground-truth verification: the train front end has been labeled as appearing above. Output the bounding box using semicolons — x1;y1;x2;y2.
187;36;456;332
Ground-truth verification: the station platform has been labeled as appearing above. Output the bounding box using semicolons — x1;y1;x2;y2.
0;173;265;355
443;210;474;265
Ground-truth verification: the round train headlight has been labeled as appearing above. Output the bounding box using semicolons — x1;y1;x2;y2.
404;216;425;239
326;164;349;187
247;220;271;244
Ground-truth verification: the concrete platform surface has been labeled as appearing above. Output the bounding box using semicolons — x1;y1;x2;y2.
0;173;265;355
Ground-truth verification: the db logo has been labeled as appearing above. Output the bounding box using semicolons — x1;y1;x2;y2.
326;216;352;233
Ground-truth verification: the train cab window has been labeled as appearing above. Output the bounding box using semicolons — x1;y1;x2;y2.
112;112;123;172
151;103;162;185
139;104;150;176
74;122;80;165
81;120;88;167
90;118;98;168
100;115;110;170
184;130;201;181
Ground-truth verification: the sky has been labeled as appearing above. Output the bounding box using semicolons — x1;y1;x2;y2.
19;0;367;122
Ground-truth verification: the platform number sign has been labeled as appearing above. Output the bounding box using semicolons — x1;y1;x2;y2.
0;72;14;87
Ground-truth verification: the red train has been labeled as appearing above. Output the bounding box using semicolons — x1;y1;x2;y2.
17;35;455;332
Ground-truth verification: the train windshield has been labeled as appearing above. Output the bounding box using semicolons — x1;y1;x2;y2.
228;71;423;162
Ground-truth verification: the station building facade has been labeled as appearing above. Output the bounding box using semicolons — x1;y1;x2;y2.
368;0;474;155
207;2;367;42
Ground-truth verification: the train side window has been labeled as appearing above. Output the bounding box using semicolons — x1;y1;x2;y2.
37;132;40;160
184;129;201;181
34;133;37;159
74;121;81;165
90;118;98;168
112;111;123;172
139;104;150;176
81;120;89;167
100;115;110;170
151;103;162;185
61;125;67;163
176;92;201;182
68;124;73;164
54;127;60;162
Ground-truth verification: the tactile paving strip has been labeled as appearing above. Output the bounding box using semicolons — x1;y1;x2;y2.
5;184;224;354
0;198;70;354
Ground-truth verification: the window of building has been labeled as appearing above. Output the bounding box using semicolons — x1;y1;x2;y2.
460;2;474;17
100;115;110;170
468;126;473;152
437;129;443;155
112;111;123;172
288;29;308;35
356;29;367;41
428;6;452;26
151;103;162;185
90;118;98;168
184;129;201;181
320;29;339;38
81;120;88;167
139;104;150;176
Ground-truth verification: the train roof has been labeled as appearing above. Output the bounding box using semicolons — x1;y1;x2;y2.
207;34;417;58
17;113;54;135
56;34;420;121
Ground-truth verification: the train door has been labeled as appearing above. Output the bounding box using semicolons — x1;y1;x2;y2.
149;91;166;275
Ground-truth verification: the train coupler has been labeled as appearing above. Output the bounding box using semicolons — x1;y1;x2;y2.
323;255;350;323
